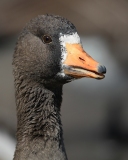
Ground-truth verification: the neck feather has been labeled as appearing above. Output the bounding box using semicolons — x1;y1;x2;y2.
13;79;67;160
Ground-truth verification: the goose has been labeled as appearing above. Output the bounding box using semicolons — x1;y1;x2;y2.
13;14;106;160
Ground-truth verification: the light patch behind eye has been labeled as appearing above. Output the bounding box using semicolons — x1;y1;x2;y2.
59;32;81;63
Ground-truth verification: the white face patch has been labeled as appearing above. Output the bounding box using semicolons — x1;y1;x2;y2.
59;32;81;63
58;32;81;78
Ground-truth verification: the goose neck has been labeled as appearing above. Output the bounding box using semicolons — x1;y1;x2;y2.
14;80;67;160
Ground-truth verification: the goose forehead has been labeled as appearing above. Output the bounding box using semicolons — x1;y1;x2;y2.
59;32;81;44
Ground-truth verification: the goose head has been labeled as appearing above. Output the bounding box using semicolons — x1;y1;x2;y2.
13;14;106;86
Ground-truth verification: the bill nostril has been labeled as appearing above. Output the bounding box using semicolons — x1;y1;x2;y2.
98;65;106;74
79;57;85;61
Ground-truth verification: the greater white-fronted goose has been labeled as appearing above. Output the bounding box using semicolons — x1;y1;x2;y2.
13;14;106;160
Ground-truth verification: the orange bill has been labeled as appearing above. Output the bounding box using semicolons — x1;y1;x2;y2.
63;43;106;79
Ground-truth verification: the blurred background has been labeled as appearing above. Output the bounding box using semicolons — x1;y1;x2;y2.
0;0;128;160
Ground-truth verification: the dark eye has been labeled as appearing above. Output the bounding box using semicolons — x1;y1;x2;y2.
42;35;52;44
